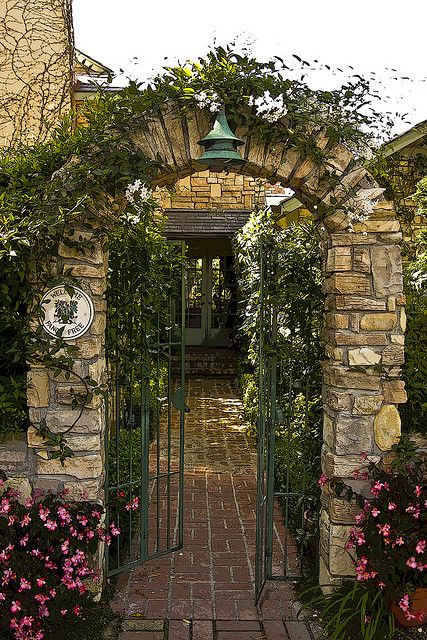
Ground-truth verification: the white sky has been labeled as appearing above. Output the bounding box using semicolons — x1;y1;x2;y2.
72;0;427;136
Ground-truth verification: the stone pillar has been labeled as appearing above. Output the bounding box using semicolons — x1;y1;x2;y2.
27;225;108;504
320;201;406;586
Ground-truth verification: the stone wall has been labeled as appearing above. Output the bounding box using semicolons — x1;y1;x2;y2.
157;170;264;210
320;201;406;585
25;225;107;503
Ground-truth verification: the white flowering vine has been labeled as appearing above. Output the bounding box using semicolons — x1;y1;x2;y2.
248;90;288;123
194;91;222;113
123;179;153;225
346;193;377;232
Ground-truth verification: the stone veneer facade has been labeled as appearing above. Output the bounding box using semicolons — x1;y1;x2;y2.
17;105;408;588
157;170;265;210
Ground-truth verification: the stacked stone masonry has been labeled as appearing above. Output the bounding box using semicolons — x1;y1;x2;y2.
25;226;107;503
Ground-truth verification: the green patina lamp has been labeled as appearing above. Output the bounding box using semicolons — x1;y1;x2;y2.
195;110;246;171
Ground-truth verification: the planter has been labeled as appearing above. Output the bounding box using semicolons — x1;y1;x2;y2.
388;588;427;628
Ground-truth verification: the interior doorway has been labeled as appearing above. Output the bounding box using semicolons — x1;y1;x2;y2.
186;239;237;347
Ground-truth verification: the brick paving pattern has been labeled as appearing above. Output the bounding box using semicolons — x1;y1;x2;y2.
111;378;319;639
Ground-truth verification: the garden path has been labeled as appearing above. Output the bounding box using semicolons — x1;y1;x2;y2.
111;377;319;640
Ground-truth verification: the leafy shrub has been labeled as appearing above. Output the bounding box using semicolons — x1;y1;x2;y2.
0;470;125;640
401;227;427;435
234;210;324;542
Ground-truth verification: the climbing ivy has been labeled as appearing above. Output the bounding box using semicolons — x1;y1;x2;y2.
0;45;399;453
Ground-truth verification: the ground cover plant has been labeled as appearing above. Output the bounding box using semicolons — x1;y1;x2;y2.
308;435;427;639
0;470;125;640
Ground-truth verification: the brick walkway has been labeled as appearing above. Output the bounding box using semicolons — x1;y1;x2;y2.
111;378;320;640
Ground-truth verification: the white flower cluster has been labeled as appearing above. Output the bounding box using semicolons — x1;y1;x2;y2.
194;91;222;113
123;179;152;225
347;195;376;232
248;91;288;123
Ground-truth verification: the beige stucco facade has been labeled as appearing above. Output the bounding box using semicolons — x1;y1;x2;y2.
0;0;73;147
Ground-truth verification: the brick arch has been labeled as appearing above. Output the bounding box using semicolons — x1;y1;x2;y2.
132;104;406;586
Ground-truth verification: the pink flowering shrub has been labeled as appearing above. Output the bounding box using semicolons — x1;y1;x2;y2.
345;436;427;624
0;470;121;640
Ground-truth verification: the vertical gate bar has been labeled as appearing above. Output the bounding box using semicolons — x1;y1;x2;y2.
266;298;278;579
255;239;266;604
155;314;161;553
105;382;110;575
128;310;134;562
178;242;186;549
166;293;172;549
141;317;150;561
283;340;293;577
115;329;121;570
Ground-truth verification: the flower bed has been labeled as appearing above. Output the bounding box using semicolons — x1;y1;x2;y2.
345;436;427;627
0;470;121;640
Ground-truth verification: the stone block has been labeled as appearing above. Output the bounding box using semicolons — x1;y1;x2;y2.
63;478;104;501
54;386;102;408
390;334;404;345
329;525;355;576
354;220;400;233
329;497;361;524
333;332;388;346
382;380;407;404
90;313;106;336
89;278;107;295
353;394;384;415
70;265;105;278
329;273;372;295
319;555;342;592
323;414;334;448
330;233;377;246
326;247;352;272
58;237;105;265
352;247;370;272
374;405;401;451
210;183;222;198
387;296;396;311
76;338;102;359
333;415;374;455
348;347;381;366
326;313;349;329
371;246;402;297
36;453;103;479
334;296;386;311
360;313;396;331
324;451;380;478
323;364;381;390
45;408;102;434
400;307;407;332
4;476;32;503
27;369;50;408
382;345;405;366
323;389;352;411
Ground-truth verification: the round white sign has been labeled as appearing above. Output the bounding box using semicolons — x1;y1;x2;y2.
41;286;94;340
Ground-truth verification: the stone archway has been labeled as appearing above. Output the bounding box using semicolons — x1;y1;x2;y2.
26;103;406;588
129;105;405;585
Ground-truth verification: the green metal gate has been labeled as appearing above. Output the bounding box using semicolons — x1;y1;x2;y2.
105;242;186;576
255;239;313;604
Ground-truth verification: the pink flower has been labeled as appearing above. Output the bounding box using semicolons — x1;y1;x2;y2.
10;601;21;613
36;578;46;587
416;540;426;555
354;513;364;525
317;474;329;488
371;507;380;518
406;556;417;569
125;497;140;511
395;536;405;546
61;609;67;616
387;502;397;511
19;577;31;591
415;485;422;497
377;523;391;537
44;519;57;531
73;604;81;617
110;522;121;537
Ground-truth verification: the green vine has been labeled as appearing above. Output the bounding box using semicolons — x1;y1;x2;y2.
0;45;400;456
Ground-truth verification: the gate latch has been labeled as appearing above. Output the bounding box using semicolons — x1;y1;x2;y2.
172;387;190;413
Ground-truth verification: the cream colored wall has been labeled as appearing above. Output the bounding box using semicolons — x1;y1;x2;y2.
0;0;73;147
